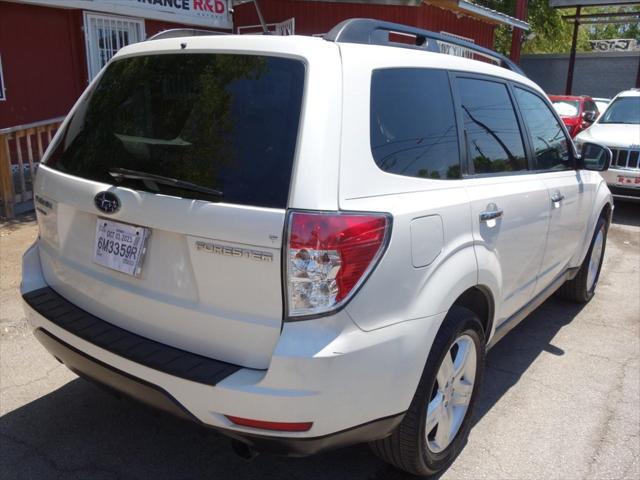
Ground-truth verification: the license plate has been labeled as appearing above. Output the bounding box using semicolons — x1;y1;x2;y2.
93;219;150;277
617;175;640;186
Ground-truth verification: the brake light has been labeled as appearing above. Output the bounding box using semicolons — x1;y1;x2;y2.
285;211;391;319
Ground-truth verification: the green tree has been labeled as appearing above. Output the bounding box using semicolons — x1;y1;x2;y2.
582;5;640;42
477;1;638;54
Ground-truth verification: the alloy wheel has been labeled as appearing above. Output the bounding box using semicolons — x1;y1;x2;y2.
426;334;477;453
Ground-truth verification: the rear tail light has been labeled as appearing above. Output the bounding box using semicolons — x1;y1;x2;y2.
285;211;391;319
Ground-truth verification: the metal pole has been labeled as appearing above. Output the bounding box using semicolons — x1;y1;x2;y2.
252;0;269;34
565;5;581;95
509;0;528;64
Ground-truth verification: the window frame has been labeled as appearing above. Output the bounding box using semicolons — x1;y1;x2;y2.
510;83;578;173
368;66;464;181
450;71;530;178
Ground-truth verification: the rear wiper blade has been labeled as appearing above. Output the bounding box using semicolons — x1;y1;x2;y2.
108;168;223;197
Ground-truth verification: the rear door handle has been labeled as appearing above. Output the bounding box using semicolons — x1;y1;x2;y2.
551;192;565;203
479;208;503;222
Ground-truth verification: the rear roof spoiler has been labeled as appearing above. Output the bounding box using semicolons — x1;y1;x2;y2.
147;29;227;41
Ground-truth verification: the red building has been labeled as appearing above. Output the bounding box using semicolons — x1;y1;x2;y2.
0;0;528;129
0;0;233;128
0;0;526;217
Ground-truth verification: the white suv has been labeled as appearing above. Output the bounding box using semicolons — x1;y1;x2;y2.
575;89;640;203
21;19;614;477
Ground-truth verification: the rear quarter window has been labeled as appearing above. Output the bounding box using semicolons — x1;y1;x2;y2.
370;68;461;180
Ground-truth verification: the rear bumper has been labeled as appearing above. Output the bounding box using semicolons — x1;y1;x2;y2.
33;327;198;422
24;287;240;386
22;242;441;454
32;326;403;456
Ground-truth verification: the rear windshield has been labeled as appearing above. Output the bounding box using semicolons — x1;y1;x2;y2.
45;54;305;208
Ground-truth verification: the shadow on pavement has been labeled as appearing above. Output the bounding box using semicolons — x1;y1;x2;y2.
473;296;585;426
0;304;585;480
0;372;404;479
612;201;639;228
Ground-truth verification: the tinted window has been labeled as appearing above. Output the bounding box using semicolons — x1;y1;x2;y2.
599;97;640;124
457;78;527;174
45;54;305;208
515;88;572;171
370;69;460;179
584;100;598;113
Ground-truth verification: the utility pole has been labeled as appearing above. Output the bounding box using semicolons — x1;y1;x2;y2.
509;0;528;64
565;6;581;95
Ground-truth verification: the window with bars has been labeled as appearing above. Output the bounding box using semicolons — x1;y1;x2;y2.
84;13;145;80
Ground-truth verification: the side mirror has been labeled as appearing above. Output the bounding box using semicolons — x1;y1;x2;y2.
578;142;612;171
582;111;597;123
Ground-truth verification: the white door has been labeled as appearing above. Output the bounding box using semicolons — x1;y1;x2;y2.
455;75;550;322
512;87;593;295
84;12;145;80
465;177;551;321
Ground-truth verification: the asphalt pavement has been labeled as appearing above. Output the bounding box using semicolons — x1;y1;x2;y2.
1;203;638;480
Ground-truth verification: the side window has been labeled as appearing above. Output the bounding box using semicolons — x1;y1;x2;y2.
370;68;460;179
514;88;572;171
456;77;527;174
584;100;597;114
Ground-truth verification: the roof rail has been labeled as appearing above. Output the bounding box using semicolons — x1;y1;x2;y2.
147;28;227;41
325;18;525;76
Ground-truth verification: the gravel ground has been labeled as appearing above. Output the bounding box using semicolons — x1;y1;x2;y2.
1;204;638;480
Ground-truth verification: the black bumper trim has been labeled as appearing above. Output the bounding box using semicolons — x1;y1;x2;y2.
34;327;405;456
24;287;241;386
34;328;199;422
609;185;640;199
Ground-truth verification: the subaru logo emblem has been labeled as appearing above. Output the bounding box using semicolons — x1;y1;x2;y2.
94;191;120;214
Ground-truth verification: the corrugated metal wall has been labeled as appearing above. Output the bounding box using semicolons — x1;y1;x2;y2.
234;0;495;48
416;4;494;47
0;3;212;129
0;2;87;128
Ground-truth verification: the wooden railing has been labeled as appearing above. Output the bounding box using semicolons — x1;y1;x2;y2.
0;116;65;218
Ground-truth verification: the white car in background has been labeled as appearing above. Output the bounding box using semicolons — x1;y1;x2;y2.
576;89;640;202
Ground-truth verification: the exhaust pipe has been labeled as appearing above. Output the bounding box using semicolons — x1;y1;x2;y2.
231;440;259;461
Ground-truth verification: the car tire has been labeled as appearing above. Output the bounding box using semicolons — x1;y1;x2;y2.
370;306;486;477
557;215;608;303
